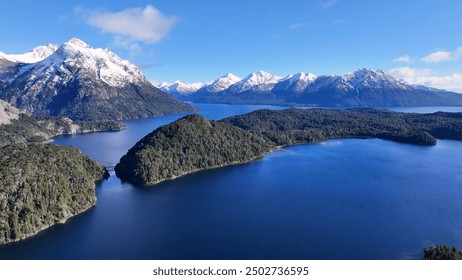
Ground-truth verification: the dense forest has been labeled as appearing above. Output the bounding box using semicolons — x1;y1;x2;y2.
115;114;272;186
0;143;108;245
422;244;462;260
0;102;120;244
116;108;462;186
0;114;125;146
222;108;462;146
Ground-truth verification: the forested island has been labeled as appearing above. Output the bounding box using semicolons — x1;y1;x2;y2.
0;143;108;245
115;108;462;186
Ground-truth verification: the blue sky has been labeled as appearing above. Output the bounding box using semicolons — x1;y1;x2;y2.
1;0;461;91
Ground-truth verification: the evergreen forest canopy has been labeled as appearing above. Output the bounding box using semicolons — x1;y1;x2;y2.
115;108;462;186
0;144;108;245
115;114;272;186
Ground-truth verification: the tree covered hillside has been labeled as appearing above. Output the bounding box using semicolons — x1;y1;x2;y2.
115;114;272;186
0;144;108;244
115;109;462;187
222;109;462;146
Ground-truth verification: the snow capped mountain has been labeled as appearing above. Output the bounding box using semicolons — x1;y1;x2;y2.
34;38;147;88
0;38;194;120
338;68;408;91
159;80;210;95
229;70;282;93
158;73;242;95
166;68;462;107
202;73;241;93
0;44;58;64
305;68;409;93
274;72;317;93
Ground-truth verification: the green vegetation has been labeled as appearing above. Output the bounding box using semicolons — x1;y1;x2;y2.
0;143;108;245
0;102;118;244
423;244;462;260
115;114;272;186
222;108;462;146
116;109;462;186
0;114;125;147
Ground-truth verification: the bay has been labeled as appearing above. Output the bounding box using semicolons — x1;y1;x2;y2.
0;104;461;259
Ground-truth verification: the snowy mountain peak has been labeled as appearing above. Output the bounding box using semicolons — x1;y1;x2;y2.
287;72;317;84
335;68;407;90
55;38;95;58
248;70;280;81
0;38;194;120
39;38;147;87
158;80;209;95
229;70;282;92
274;72;317;92
203;73;242;93
65;38;90;49
344;68;388;80
0;44;58;64
223;73;241;80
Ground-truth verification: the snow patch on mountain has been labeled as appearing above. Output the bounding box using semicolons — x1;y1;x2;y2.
0;44;58;64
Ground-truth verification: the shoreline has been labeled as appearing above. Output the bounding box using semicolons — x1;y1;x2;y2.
119;133;440;188
0;199;97;246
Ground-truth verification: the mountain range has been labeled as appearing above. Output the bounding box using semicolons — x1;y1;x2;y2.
0;38;194;121
159;69;462;107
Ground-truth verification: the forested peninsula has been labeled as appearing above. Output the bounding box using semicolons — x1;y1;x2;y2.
115;114;272;186
0;100;124;244
115;108;462;186
0;144;108;245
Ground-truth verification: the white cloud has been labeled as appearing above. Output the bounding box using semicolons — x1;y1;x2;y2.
321;0;337;8
393;55;412;63
389;67;462;93
85;5;177;44
421;47;462;63
421;51;452;63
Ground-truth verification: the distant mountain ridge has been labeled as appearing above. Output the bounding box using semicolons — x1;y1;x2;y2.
0;38;194;121
159;69;462;107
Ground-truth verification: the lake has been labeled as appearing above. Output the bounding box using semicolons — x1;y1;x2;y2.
0;104;462;259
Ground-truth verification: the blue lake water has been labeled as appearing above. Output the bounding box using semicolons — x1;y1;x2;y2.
0;104;461;259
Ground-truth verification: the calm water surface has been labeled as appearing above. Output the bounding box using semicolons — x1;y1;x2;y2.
0;104;461;259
